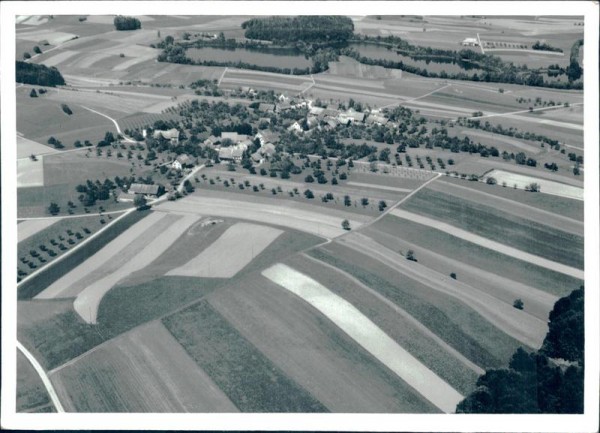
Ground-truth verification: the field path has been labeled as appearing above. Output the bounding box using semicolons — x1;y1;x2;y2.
79;105;136;143
262;263;464;413
74;214;200;323
390;209;584;279
17;341;64;413
301;253;485;376
340;233;548;349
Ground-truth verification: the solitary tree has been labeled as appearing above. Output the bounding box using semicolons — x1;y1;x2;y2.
47;202;60;215
341;219;351;231
406;249;417;262
513;298;524;310
30;88;38;98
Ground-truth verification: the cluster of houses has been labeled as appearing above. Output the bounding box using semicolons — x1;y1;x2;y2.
144;92;399;172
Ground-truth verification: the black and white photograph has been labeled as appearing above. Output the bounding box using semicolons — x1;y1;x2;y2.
1;2;598;431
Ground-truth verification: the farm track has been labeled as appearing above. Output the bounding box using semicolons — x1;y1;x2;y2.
389;209;584;279
339;233;548;348
262;263;463;413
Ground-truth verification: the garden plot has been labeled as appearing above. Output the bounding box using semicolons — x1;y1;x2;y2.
484;169;583;200
156;194;365;239
207;274;438;412
262;263;464;413
167;223;283;278
18;219;57;243
36;211;167;299
17;157;45;188
51;321;237;412
73;214;200;323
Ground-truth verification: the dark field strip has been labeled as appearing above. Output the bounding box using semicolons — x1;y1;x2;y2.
373;216;581;297
402;188;584;269
18;277;221;371
308;245;522;369
439;176;584;221
286;254;480;396
17;210;149;300
162;300;327;412
17;351;55;413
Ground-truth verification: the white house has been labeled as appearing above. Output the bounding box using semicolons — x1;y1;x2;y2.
288;121;303;133
153;128;180;144
461;37;479;47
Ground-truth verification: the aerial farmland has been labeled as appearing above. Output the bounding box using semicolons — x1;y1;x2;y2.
9;9;595;427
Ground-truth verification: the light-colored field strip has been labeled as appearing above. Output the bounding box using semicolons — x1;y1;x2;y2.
35;212;167;300
18;219;57;243
55;213;182;299
17;135;58;159
341;233;549;348
51;321;238;412
433;179;583;236
17;158;44;188
484;169;583;201
364;226;558;321
40;50;79;67
167;223;283;278
346;181;412;193
302;253;485;376
17;341;64;413
262;263;464;413
156;195;364;239
390;209;584;279
73;214;200;323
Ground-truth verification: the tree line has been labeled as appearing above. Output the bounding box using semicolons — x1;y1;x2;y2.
16;61;65;86
457;286;584;413
241;16;354;45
